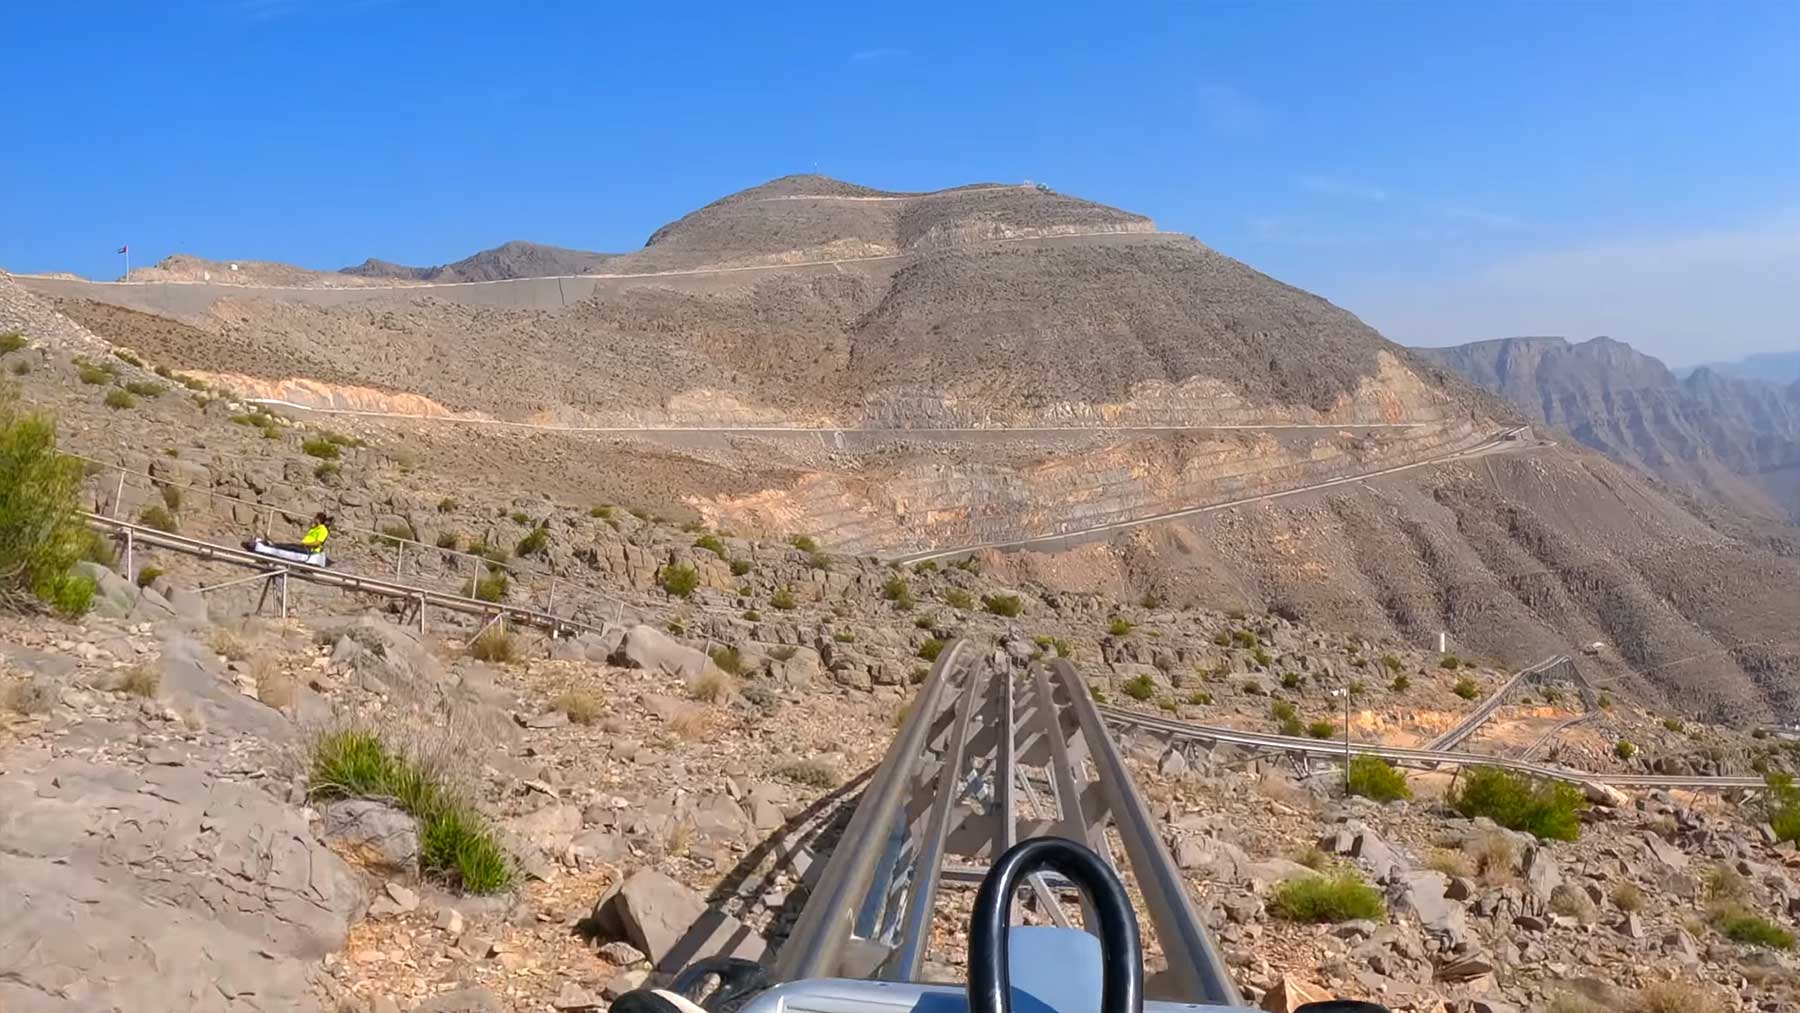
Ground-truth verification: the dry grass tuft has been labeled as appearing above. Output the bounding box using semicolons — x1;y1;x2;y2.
553;689;605;725
253;655;296;710
2;676;52;716
1465;829;1519;885
1611;881;1646;913
687;667;735;705
208;625;251;662
114;664;160;698
1632;981;1724;1013
774;757;841;789
1424;848;1476;878
667;708;712;740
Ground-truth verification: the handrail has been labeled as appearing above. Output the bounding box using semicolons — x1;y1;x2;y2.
1099;704;1763;791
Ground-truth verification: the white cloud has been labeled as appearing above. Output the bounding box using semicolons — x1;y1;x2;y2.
1195;84;1267;137
1353;217;1800;362
1298;174;1390;202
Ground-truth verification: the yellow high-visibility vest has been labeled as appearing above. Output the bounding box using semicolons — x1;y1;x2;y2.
302;523;329;548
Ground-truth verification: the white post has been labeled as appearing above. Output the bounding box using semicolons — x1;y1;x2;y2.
124;530;133;583
1438;631;1447;654
112;473;124;517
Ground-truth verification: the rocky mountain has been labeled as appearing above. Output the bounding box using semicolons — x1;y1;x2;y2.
340;240;623;283
15;178;1800;722
1679;349;1800;385
1416;336;1800;521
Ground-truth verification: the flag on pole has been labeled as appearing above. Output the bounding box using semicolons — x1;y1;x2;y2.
117;245;128;254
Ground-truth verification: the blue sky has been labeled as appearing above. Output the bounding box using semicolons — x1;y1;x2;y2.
1;1;1795;362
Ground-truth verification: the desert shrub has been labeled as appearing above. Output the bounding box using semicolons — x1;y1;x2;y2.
1346;755;1412;802
661;564;699;598
1466;828;1520;884
1663;717;1684;733
688;667;736;704
918;638;945;661
1450;766;1585;841
1439;655;1461;670
807;550;832;571
693;534;728;559
0;332;25;354
77;363;112;384
468;572;509;602
1109;618;1133;636
1281;671;1302;690
123;380;164;398
1231;629;1259;649
435;531;460;550
943;588;975;610
1251;647;1273;668
515;524;549;557
175;373;206;391
313;461;341;481
469;627;517;663
1270;700;1303;736
740;608;761;621
832;630;855;643
1631;982;1725;1013
1304;719;1335;739
113;664;160;698
308;730;510;893
1381;654;1403;672
437;497;460;513
1550;883;1598;924
770;586;798;610
983;593;1023;617
137;503;177;533
1611;881;1646;913
1269;871;1386;922
300;437;339;460
112;349;143;367
134;565;163;588
709;646;744;676
1121;673;1157;701
913;560;938;574
1704;863;1749;903
1766;773;1800;843
0;403;96;615
1389;674;1410;692
788;534;818;553
1452;677;1480;700
1424;849;1475;878
102;388;135;410
1212;631;1231;646
1186;690;1213;705
378;522;415;546
730;558;752;576
774;758;839;789
882;573;910;601
1708;902;1794;949
1614;740;1637;760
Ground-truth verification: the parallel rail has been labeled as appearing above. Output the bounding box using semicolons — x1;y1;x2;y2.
84;512;603;637
1425;655;1570;752
1099;705;1764;791
777;644;1242;1006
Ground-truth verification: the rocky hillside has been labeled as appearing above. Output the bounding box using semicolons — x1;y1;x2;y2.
1418;336;1800;520
340;241;623;283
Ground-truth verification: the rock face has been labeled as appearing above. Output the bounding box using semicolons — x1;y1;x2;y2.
612;624;709;679
321;799;421;874
589;869;767;972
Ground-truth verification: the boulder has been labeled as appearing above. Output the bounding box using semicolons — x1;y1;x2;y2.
1522;845;1562;903
590;869;767;971
613;625;708;679
415;987;505;1013
1395;870;1468;947
1259;975;1330;1012
320;799;420;874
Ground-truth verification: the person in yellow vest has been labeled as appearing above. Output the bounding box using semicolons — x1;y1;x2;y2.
271;512;331;554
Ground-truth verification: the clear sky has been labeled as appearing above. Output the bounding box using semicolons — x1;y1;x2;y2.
2;2;1795;363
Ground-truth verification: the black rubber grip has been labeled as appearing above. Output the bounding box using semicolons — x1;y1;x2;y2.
967;837;1143;1013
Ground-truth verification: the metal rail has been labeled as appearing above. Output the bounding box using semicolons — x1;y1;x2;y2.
83;512;603;637
777;645;1243;1006
1425;655;1569;752
1100;705;1764;790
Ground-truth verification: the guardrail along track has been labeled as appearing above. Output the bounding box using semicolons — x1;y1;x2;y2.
776;644;1240;1005
1425;655;1572;752
1100;705;1763;791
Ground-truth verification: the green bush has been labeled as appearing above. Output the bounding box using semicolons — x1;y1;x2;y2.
1121;674;1157;701
983;593;1023;617
516;524;549;557
77;363;112;385
437;497;459;513
1232;629;1259;649
0;332;26;355
1269;871;1386;922
741;609;761;621
122;380;164;398
469;628;518;663
1439;655;1461;670
1305;719;1336;739
308;730;511;893
832;630;856;643
313;461;341;481
913;560;938;574
112;349;143;368
730;558;752;576
661;564;699;598
467;572;509;602
789;534;818;553
1614;740;1637;760
944;589;974;610
137;504;177;533
918;638;946;662
1710;903;1795;949
1251;647;1273;668
1390;674;1410;692
953;556;981;574
1450;766;1585;841
1281;672;1302;690
1663;717;1684;733
1381;654;1403;673
1765;773;1800;844
301;437;339;460
1213;631;1231;646
1271;700;1303;736
808;550;832;571
1346;755;1412;802
1186;690;1213;706
435;531;460;550
710;646;744;676
134;565;164;588
770;586;797;610
1109;618;1133;636
883;573;911;602
102;388;135;410
1452;677;1480;700
694;534;728;559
